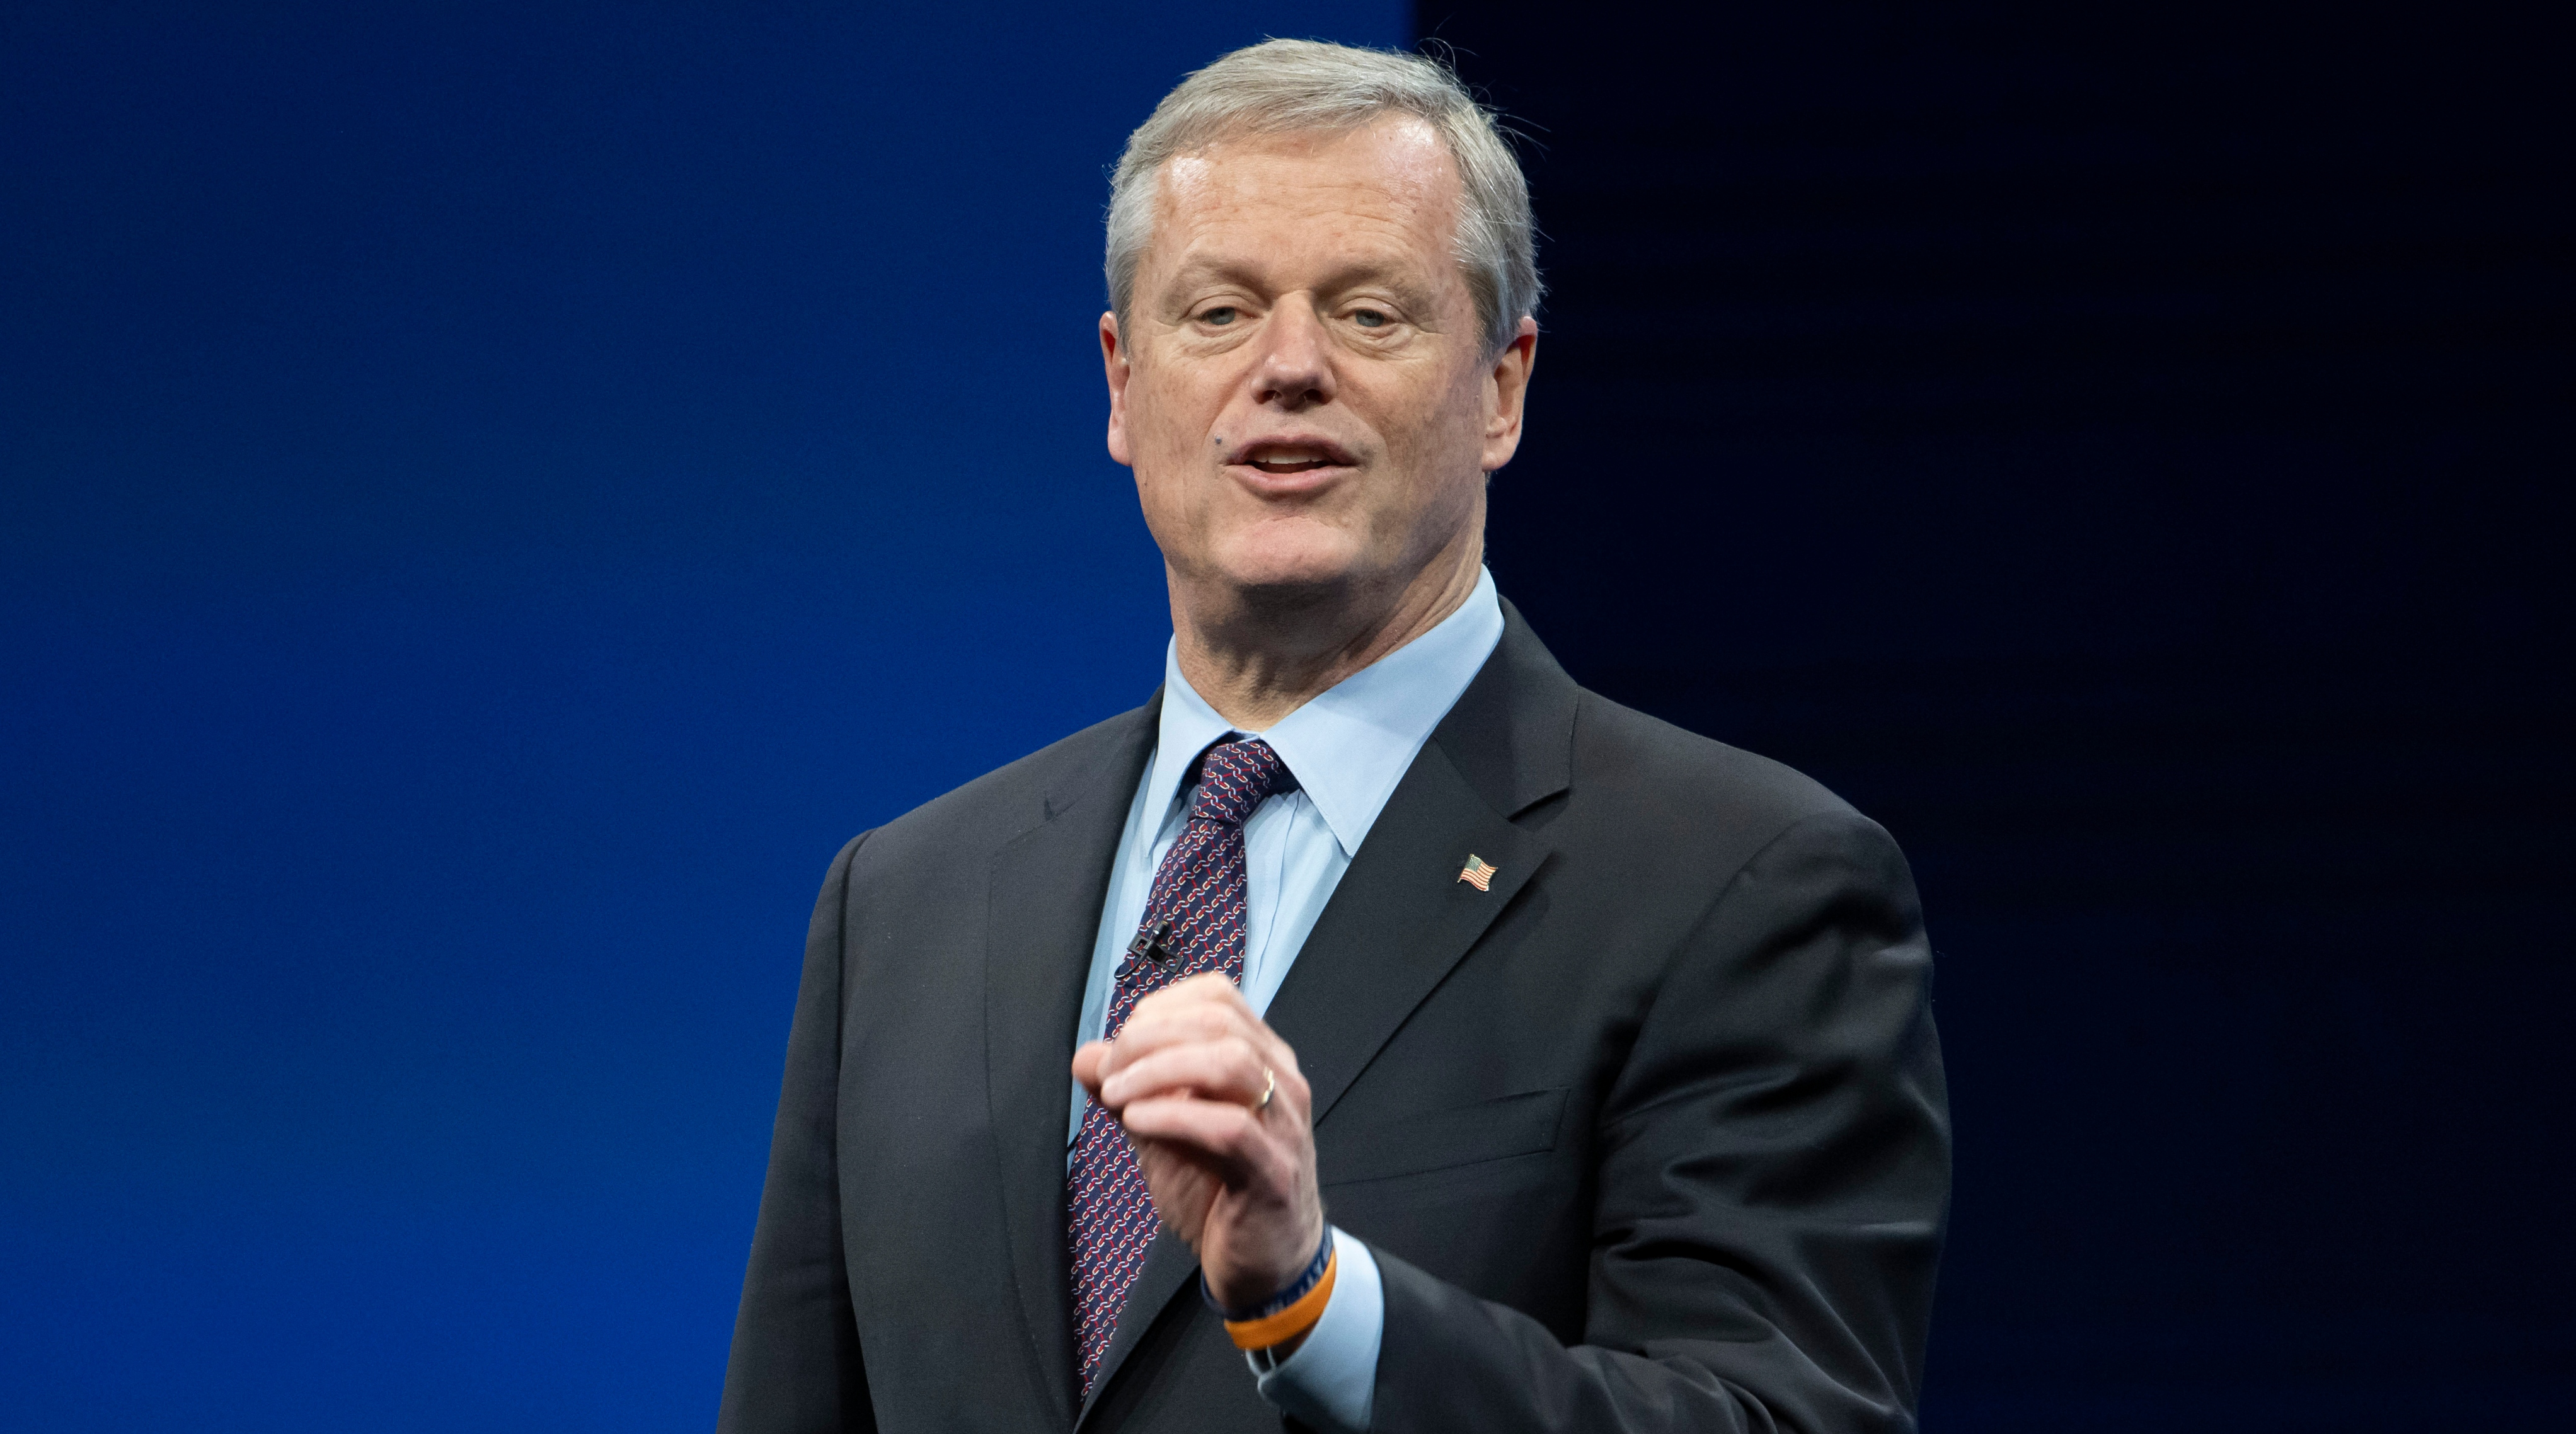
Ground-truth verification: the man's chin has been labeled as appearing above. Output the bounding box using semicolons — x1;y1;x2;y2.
1201;539;1374;610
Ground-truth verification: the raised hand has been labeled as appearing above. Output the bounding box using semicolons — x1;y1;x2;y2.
1072;971;1325;1312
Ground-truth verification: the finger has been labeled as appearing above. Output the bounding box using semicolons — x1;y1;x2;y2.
1104;999;1256;1072
1117;975;1272;1041
1122;972;1253;1028
1119;1094;1301;1193
1098;1038;1268;1110
1160;969;1250;1004
1120;977;1306;1079
1112;1018;1302;1111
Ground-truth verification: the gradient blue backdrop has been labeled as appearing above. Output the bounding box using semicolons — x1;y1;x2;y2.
11;3;2573;1431
2;4;1402;1428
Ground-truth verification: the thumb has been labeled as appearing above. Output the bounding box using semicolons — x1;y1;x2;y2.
1071;1040;1110;1099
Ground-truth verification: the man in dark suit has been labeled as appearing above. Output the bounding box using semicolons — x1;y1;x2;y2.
719;38;1948;1434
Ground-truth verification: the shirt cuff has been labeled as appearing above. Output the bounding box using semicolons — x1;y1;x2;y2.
1245;1227;1381;1433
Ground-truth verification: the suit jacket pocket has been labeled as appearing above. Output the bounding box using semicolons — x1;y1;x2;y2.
1320;1087;1570;1186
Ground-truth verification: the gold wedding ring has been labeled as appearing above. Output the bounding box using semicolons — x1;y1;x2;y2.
1255;1067;1275;1112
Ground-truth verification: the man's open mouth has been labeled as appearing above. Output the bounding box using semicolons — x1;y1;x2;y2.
1234;440;1355;475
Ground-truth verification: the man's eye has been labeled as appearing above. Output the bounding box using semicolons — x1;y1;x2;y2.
1201;306;1237;326
1353;309;1387;329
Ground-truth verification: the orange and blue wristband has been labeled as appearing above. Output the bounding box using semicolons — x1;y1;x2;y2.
1205;1229;1337;1351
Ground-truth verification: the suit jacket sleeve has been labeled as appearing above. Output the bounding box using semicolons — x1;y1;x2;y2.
1371;810;1950;1433
718;833;875;1434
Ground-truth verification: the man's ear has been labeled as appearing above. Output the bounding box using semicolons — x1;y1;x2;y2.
1480;316;1539;473
1102;311;1134;468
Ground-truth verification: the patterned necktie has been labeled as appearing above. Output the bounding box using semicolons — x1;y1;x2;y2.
1067;736;1294;1396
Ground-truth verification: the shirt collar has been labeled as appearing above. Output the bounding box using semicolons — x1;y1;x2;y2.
1148;566;1505;859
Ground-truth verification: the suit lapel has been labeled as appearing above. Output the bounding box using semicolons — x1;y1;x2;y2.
1074;608;1578;1422
1271;603;1576;1124
987;697;1159;1430
1260;737;1553;1124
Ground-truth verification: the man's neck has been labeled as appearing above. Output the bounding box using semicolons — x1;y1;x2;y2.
1169;544;1483;732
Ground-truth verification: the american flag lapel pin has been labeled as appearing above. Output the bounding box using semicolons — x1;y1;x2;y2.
1457;854;1497;892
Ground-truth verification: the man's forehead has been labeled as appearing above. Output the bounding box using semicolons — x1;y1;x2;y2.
1154;115;1456;221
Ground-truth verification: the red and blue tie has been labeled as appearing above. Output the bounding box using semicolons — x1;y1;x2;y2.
1067;736;1294;1396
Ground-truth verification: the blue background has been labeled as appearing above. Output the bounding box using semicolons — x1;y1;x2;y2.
5;1;2570;1430
2;3;1400;1428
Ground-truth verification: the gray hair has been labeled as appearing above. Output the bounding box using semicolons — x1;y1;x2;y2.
1105;38;1540;358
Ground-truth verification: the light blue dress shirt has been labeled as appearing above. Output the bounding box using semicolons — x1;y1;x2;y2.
1067;566;1505;1433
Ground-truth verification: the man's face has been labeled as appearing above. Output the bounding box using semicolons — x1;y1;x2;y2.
1103;115;1535;609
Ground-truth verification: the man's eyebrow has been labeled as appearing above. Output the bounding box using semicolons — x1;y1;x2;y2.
1156;256;1264;297
1154;254;1442;308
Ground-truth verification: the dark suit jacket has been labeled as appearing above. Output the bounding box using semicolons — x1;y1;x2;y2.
719;604;1950;1433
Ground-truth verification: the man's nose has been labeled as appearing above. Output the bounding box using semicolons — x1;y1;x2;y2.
1254;300;1336;410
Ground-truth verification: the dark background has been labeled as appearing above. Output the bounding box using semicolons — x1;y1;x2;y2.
3;1;2567;1429
1430;1;2575;1428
